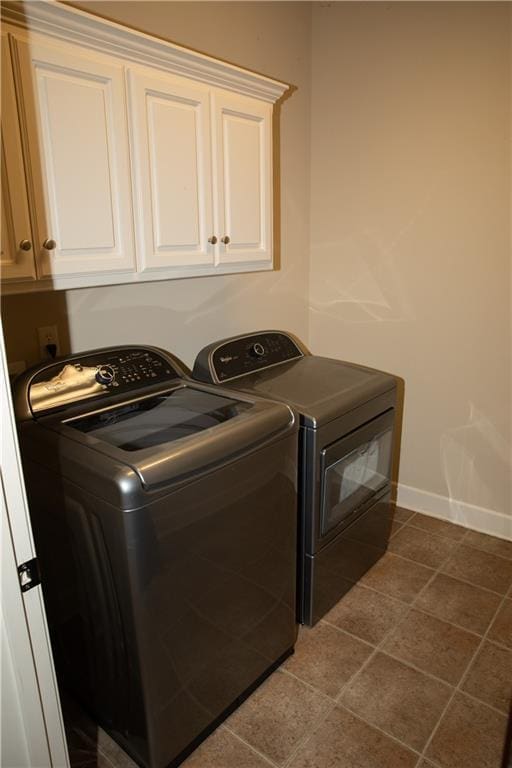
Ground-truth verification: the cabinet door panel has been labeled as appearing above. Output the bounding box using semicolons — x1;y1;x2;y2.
213;92;272;265
1;36;36;283
16;38;135;278
129;69;214;270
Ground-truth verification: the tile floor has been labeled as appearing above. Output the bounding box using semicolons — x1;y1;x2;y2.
65;508;512;768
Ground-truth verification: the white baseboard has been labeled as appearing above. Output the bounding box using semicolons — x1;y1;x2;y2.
397;484;512;542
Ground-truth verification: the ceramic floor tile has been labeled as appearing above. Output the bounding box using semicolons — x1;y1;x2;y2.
393;506;417;524
182;728;272;767
463;530;512;560
488;598;512;649
382;608;480;685
360;552;434;603
426;692;508;768
340;652;452;751
461;640;512;714
388;526;457;569
441;544;512;594
406;513;467;541
324;583;408;646
226;669;332;765
283;621;372;698
288;705;417;768
415;573;502;634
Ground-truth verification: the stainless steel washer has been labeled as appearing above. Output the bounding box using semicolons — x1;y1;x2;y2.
13;345;298;768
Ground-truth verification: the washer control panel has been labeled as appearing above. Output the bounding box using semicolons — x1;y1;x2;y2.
204;332;304;383
28;347;181;415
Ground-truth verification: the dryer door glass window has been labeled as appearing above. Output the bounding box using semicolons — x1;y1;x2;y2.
320;410;394;537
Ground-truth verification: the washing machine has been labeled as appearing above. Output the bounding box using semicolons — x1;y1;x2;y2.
13;345;298;768
193;331;400;625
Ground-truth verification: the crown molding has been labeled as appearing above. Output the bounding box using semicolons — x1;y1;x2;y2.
1;1;289;103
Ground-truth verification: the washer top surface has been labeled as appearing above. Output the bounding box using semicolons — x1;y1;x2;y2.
193;332;396;428
14;345;297;505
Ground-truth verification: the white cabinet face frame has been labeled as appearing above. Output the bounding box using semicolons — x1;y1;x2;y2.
1;35;36;283
128;68;215;271
212;90;272;265
14;33;136;278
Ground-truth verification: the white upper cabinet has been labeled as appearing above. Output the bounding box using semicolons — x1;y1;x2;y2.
15;36;135;278
128;68;214;271
213;92;272;265
1;35;36;283
0;0;288;292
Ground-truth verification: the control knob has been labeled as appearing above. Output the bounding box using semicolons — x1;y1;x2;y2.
250;342;266;357
95;364;115;385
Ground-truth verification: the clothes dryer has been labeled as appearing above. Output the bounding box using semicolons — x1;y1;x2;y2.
193;331;399;625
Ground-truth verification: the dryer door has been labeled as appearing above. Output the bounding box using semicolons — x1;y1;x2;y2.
320;409;395;539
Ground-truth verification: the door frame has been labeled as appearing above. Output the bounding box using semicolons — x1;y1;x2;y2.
1;320;69;768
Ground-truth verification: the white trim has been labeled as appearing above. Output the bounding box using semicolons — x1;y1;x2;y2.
0;257;274;295
1;1;288;103
397;483;512;542
1;320;69;767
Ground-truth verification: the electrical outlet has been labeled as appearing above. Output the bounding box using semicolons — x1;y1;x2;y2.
37;325;59;359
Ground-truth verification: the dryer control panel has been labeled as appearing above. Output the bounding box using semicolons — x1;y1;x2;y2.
23;347;183;416
193;331;304;383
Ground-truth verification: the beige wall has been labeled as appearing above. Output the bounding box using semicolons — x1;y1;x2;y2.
309;2;511;519
3;1;510;525
2;1;311;369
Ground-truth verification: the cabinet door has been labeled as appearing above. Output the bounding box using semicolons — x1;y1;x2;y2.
213;91;272;265
128;68;214;271
15;37;135;278
1;36;36;283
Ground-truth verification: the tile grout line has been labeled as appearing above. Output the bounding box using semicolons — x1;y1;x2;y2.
219;724;282;767
322;604;511;651
321;539;457;764
225;666;337;768
336;701;426;763
416;582;510;764
403;511;511;548
357;562;507;605
196;516;512;768
403;516;512;561
227;515;512;768
278;606;411;768
305;519;509;767
280;696;337;768
320;618;378;649
407;532;471;609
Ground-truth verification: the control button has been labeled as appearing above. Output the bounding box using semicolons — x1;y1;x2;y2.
251;343;266;357
95;365;115;385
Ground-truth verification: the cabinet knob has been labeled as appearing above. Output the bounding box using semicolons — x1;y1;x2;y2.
221;235;230;245
43;238;57;251
208;235;218;245
19;239;32;252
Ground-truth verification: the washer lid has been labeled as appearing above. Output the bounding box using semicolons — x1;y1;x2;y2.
57;383;295;489
223;355;396;427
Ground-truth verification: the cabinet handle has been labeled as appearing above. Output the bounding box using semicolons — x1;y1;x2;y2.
19;239;32;251
221;235;230;245
208;236;218;245
43;239;57;251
